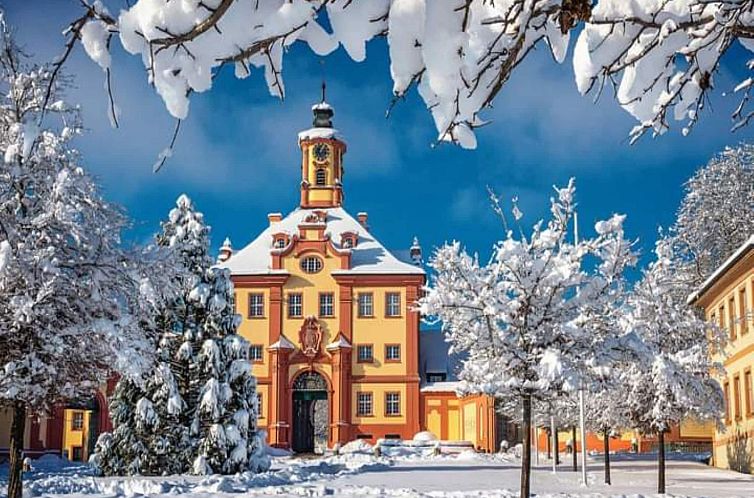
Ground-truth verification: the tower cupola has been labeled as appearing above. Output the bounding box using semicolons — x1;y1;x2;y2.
298;85;346;209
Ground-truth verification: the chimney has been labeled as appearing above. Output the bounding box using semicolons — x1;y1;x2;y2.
410;236;422;266
357;212;368;229
268;212;282;225
217;237;233;263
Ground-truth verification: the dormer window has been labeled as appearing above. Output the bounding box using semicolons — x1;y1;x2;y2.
272;233;289;249
315;168;326;186
341;232;358;249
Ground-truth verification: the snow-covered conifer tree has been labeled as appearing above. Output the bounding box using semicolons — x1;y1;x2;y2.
93;195;268;476
419;180;636;498
0;20;153;498
622;238;725;494
190;267;268;474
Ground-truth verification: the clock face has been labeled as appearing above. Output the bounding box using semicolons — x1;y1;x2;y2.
313;143;330;162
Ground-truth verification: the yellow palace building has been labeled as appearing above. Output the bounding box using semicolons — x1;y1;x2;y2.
1;96;505;463
216;97;503;453
689;235;754;472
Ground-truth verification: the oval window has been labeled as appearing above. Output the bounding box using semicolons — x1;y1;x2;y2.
300;256;323;274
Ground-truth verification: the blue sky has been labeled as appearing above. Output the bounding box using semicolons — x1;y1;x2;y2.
6;1;754;272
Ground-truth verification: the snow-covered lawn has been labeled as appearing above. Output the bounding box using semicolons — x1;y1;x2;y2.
3;450;753;497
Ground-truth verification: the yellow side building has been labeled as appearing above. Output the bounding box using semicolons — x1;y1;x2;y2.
689;235;754;472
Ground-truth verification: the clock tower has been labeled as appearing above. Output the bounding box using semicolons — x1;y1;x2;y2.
298;92;346;208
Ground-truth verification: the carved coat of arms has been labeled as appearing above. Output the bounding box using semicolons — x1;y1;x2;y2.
299;316;322;359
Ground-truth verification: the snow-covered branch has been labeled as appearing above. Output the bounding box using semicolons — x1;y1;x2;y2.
59;0;754;159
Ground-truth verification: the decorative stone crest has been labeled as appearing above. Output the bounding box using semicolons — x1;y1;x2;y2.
298;316;323;359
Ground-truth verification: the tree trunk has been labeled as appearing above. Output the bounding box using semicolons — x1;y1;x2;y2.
546;428;551;459
658;430;666;494
520;394;532;498
603;428;611;485
554;426;560;465
8;401;26;498
572;426;577;472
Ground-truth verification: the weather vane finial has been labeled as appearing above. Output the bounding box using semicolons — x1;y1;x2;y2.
320;59;327;103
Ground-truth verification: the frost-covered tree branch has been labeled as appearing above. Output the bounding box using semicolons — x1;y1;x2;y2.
58;0;754;162
575;0;754;143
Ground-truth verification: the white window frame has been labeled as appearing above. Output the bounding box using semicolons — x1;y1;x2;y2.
250;344;264;362
249;294;264;317
301;256;323;274
357;344;373;362
288;293;303;318
385;344;401;361
358;293;373;317
357;392;373;416
319;293;334;317
386;292;401;317
385;392;400;416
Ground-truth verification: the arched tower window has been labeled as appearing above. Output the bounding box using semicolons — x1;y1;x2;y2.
315;168;326;186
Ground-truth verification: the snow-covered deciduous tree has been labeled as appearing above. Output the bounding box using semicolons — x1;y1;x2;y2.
666;145;754;295
0;20;154;498
419;180;636;498
622;238;725;494
56;1;754;158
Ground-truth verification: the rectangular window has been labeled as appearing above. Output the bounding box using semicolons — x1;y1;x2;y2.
319;292;334;317
724;380;731;423
427;373;447;383
357;392;373;416
357;344;373;363
250;344;264;362
734;374;742;420
358;293;373;317
729;297;736;340
72;411;84;431
257;393;264;418
385;292;401;317
385;344;401;362
249;293;265;318
385;392;401;416
745;369;753;417
719;305;725;329
288;293;303;318
741;288;749;336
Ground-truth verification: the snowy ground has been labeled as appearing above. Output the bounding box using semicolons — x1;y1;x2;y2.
2;449;753;498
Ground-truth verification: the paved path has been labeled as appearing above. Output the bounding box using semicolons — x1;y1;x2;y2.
323;456;754;497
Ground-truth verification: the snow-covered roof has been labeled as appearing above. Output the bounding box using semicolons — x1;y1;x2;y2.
420;381;462;393
687;234;754;304
326;333;352;350
269;335;295;350
298;127;342;142
218;207;424;276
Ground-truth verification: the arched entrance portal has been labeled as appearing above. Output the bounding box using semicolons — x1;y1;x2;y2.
291;371;329;453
